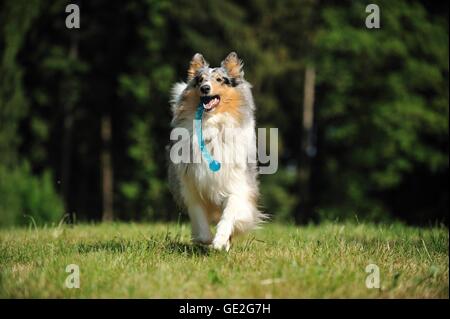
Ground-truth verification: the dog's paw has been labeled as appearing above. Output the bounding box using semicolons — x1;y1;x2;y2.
212;234;231;252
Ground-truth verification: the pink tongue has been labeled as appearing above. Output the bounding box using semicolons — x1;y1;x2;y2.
205;100;214;109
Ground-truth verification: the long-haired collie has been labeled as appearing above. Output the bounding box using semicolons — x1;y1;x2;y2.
168;52;265;251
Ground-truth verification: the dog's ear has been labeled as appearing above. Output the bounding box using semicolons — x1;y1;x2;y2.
187;53;208;81
221;52;244;79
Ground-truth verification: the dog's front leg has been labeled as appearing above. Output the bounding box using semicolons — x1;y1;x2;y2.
212;218;233;251
187;203;212;245
181;181;213;244
212;193;254;251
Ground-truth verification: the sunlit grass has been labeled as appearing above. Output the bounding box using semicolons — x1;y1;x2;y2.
0;222;448;298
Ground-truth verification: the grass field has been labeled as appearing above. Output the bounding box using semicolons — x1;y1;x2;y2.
0;222;448;298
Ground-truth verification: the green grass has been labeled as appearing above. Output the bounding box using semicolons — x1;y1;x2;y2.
0;222;448;298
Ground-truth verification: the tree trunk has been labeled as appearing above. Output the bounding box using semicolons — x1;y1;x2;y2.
61;39;78;223
101;114;114;222
296;65;316;224
302;65;316;157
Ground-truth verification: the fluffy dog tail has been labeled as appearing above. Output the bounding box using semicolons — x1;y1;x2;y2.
170;82;187;115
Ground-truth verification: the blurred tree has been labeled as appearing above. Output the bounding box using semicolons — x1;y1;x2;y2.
0;0;64;227
0;0;447;226
115;0;176;221
18;1;90;221
0;0;40;166
313;0;449;222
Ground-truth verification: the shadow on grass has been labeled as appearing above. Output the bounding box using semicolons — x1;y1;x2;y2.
76;238;210;257
164;241;211;256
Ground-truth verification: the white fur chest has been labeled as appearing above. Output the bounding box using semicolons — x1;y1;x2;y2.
177;112;255;205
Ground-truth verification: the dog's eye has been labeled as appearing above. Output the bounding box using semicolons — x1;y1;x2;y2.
223;77;230;85
216;77;222;83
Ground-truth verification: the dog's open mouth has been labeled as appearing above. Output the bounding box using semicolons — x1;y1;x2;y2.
201;95;220;112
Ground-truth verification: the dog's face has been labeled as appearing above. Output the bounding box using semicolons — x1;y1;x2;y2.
186;52;244;117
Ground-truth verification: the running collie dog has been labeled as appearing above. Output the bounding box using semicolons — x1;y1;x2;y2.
168;52;265;251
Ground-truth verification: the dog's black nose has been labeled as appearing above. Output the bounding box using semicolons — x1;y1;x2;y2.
200;84;211;95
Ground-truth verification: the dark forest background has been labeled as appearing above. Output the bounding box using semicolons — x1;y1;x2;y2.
0;0;448;228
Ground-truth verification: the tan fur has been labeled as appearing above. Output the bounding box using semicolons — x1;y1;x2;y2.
221;52;243;78
210;81;243;123
174;88;199;121
187;53;207;80
176;80;243;124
